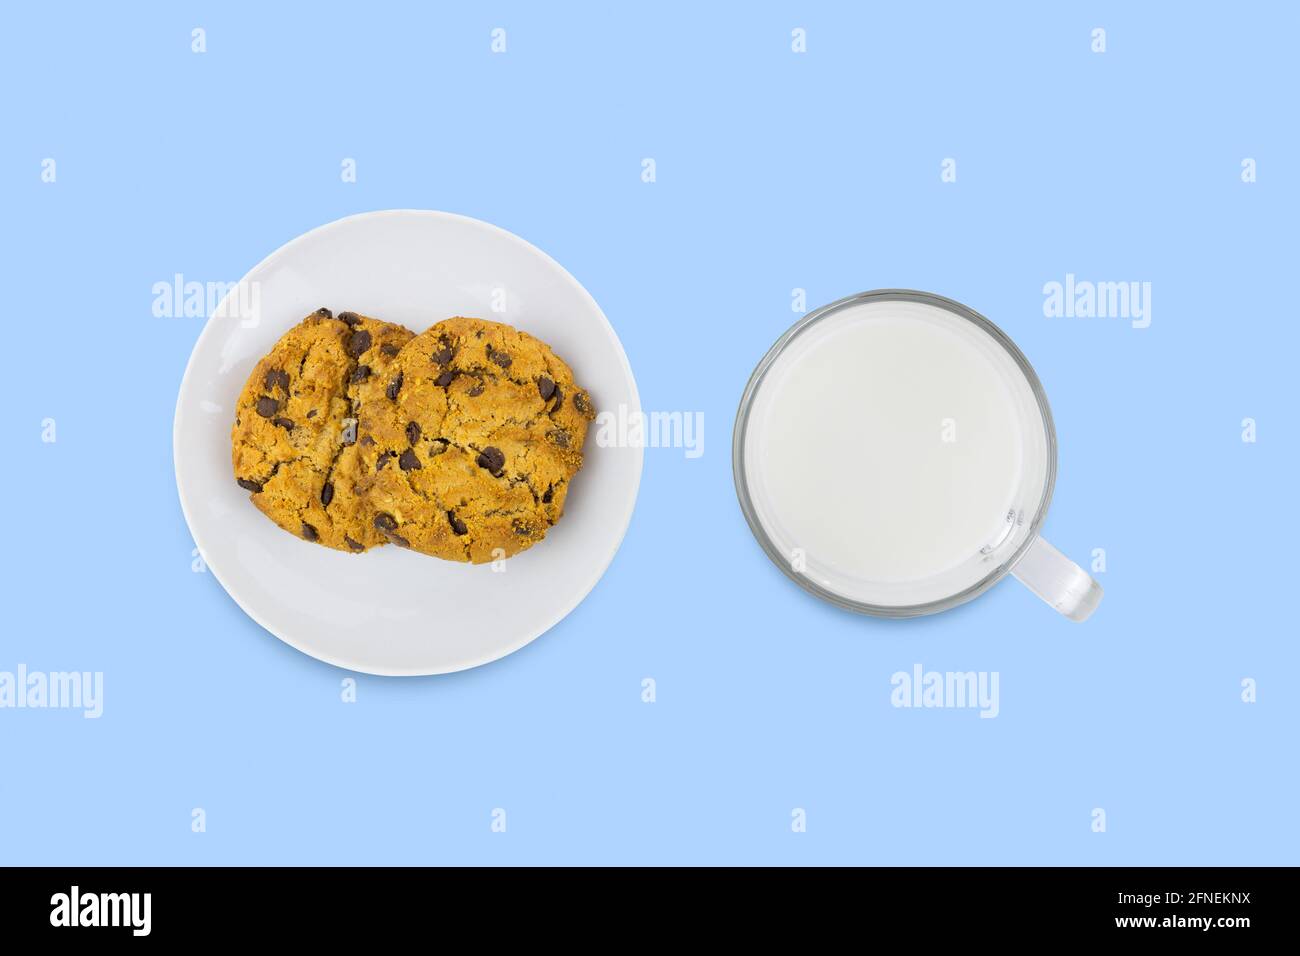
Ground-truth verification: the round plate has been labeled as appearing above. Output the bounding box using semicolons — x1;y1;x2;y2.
174;210;642;675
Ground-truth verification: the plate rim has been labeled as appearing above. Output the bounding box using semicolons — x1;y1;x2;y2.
173;208;643;677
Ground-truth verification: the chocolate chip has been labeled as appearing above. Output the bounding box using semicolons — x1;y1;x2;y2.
405;421;421;444
255;396;279;418
542;485;554;504
435;370;454;387
488;346;512;368
376;451;395;470
351;364;371;383
380;343;400;357
338;311;361;326
321;481;334;506
374;513;397;531
272;417;294;431
388;533;411;548
574;391;593;415
344;536;364;551
467;383;484;397
359;435;375;447
447;511;468;535
302;523;319;541
237;477;263;493
315;307;333;318
399;448;422;471
429;439;449;457
386;372;403;400
537;376;555;400
307;409;318;419
476;446;505;476
432;346;454;365
264;368;290;391
550;385;564;410
346;329;372;357
513;523;531;536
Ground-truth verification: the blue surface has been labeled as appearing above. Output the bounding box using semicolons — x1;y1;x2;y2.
2;3;1295;865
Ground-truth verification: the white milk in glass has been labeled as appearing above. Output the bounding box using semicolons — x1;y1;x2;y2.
741;298;1051;609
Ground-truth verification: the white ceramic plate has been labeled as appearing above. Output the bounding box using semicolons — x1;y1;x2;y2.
174;210;642;675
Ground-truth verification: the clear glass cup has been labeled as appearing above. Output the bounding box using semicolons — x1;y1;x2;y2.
732;289;1103;621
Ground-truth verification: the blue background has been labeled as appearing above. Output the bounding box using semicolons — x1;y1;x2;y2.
3;2;1295;865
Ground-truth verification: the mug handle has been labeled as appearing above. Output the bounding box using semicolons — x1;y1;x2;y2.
1011;536;1103;622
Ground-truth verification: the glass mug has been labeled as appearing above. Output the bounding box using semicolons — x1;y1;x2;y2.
732;289;1103;621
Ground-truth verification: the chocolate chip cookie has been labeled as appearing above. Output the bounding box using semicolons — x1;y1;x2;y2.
353;317;597;563
231;308;414;551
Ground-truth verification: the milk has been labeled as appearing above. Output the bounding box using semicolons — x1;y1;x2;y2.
741;298;1050;608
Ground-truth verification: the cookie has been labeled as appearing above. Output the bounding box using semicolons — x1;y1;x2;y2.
353;317;597;563
231;308;414;551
